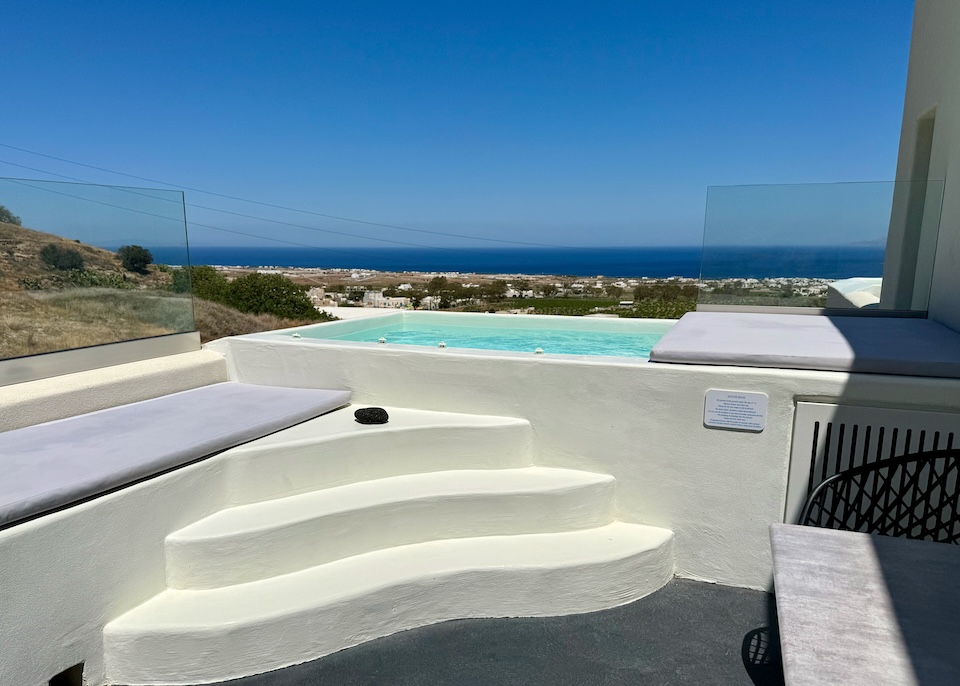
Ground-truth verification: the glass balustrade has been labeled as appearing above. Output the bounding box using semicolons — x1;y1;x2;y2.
699;180;944;313
0;178;194;365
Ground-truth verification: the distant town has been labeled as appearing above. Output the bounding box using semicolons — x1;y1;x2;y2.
211;265;832;315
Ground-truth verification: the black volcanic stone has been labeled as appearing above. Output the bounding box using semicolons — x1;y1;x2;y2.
354;407;389;425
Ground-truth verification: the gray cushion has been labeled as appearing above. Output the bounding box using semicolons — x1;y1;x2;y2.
0;382;350;529
650;312;960;378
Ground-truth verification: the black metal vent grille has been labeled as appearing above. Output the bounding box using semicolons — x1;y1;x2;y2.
807;421;956;495
785;403;960;525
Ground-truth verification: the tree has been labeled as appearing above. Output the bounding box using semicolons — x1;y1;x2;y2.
483;279;509;301
0;204;21;226
225;272;318;319
39;244;84;271
538;283;558;297
426;276;448;295
118;245;153;274
409;288;425;309
606;285;624;300
633;284;655;301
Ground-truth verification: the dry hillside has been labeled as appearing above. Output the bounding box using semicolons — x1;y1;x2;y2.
0;221;169;291
192;298;320;343
0;221;189;357
0;221;328;357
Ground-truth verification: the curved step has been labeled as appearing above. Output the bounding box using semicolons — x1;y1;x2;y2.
222;406;534;505
105;523;675;686
166;467;617;589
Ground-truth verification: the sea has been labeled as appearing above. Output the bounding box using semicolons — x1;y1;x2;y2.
145;245;885;280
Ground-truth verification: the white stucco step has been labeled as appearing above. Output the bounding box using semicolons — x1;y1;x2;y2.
105;522;675;686
166;467;617;589
221;406;534;504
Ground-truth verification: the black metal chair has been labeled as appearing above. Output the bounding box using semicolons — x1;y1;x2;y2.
742;447;960;684
798;447;960;544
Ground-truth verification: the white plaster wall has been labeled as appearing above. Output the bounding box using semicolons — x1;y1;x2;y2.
0;350;228;432
0;456;229;686
891;1;960;329
208;336;960;590
0;350;230;684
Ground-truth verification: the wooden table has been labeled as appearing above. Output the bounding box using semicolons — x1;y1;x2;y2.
770;524;960;686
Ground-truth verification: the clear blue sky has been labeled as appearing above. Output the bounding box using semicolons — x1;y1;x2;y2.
1;1;915;248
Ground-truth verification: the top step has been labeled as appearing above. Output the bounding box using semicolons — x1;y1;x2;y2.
221;406;535;505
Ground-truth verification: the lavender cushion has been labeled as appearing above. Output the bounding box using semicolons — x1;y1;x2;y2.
0;382;350;529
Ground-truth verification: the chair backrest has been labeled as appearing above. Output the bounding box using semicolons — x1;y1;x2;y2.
798;447;960;544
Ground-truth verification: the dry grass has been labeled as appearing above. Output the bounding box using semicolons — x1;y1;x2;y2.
0;291;331;358
0;290;188;358
193;298;332;343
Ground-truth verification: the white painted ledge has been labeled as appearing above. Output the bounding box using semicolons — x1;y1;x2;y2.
105;523;674;685
0;349;228;432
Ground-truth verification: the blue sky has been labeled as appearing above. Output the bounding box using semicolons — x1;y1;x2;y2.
1;1;915;248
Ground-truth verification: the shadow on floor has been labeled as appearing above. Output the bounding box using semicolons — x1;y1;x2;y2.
188;579;783;686
740;590;785;686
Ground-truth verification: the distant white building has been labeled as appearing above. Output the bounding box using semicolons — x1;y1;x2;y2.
363;291;410;308
307;287;349;309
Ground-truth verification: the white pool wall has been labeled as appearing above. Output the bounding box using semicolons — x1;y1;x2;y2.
207;329;960;591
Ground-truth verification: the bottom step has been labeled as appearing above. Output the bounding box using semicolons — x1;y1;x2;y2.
105;523;674;685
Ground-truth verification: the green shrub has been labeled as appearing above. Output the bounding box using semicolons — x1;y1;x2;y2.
172;265;229;302
225;272;318;320
65;269;133;289
0;204;21;226
619;298;697;319
18;277;43;290
39;244;85;271
173;266;319;320
118;245;153;274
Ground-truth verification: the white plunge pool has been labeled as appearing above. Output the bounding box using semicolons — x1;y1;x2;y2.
277;311;675;359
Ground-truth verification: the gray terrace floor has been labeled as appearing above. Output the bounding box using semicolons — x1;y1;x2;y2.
188;580;784;686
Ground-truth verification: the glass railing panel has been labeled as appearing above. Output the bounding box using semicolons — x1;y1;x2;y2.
0;178;194;361
699;180;944;313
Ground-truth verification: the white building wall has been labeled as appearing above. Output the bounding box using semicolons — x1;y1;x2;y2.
886;1;960;329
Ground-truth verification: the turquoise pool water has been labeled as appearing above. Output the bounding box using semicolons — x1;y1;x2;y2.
303;320;669;358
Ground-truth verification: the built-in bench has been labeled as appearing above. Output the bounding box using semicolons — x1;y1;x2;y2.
650;312;960;378
0;382;351;530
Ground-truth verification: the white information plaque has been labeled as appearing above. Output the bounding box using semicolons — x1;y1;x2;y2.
704;389;768;432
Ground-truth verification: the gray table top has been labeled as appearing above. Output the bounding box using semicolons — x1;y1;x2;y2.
770;524;960;686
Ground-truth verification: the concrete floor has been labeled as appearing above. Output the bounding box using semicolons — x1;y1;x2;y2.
194;579;784;686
